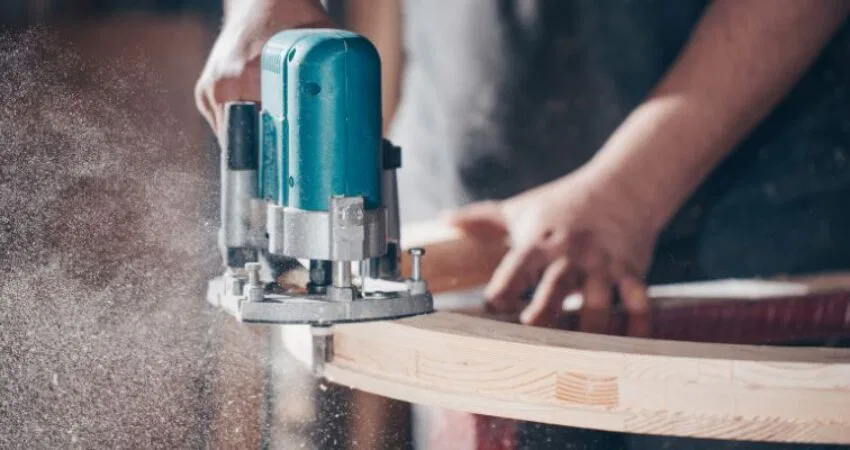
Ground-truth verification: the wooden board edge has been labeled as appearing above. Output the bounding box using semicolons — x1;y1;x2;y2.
324;364;850;444
323;312;850;444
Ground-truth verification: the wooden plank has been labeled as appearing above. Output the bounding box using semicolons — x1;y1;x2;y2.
452;282;850;449
323;311;850;444
277;220;850;446
382;221;850;447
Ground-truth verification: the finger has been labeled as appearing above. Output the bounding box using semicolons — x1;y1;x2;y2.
580;273;612;334
213;68;264;142
618;274;652;337
618;274;650;315
201;82;221;139
195;80;216;133
520;257;578;327
485;245;548;313
210;90;224;139
208;78;236;141
626;310;652;338
441;201;508;239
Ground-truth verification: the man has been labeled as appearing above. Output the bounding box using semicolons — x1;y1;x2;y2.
196;0;850;447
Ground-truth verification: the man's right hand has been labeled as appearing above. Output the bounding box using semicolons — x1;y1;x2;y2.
195;0;334;136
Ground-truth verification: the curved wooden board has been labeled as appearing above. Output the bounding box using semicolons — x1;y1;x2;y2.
276;220;850;445
323;312;850;444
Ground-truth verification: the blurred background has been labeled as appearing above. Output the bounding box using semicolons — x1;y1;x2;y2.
0;1;408;449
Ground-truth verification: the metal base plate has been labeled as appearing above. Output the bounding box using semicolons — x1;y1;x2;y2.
235;291;433;325
211;275;434;325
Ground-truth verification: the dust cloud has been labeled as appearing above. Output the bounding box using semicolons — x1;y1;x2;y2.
0;26;270;449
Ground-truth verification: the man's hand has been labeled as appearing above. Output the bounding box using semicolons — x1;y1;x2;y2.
447;0;849;329
445;166;659;328
195;0;333;135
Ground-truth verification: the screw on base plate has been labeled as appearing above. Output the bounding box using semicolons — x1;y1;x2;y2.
243;262;264;303
409;248;425;281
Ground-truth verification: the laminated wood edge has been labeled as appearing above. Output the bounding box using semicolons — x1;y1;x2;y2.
324;312;850;444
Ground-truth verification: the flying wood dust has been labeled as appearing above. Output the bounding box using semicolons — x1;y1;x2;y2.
0;26;276;449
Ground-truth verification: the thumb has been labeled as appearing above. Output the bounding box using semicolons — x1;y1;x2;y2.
440;201;509;239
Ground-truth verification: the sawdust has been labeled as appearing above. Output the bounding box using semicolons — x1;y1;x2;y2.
0;26;270;449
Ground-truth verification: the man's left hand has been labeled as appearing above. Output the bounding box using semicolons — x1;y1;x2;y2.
444;165;660;328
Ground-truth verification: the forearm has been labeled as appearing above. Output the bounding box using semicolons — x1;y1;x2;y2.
588;0;850;232
346;0;404;131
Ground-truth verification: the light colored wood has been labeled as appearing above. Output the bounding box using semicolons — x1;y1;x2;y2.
323;311;850;444
400;220;509;294
283;221;850;444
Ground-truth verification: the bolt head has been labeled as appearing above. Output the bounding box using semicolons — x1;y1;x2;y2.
245;262;261;272
339;204;365;225
409;247;425;256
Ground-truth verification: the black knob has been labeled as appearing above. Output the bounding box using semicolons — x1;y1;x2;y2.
223;102;259;171
382;138;402;170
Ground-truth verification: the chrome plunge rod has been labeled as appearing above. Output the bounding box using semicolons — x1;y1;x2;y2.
332;261;352;288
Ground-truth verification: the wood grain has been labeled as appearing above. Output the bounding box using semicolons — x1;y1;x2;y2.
270;217;850;445
390;221;850;446
445;276;850;449
323;311;850;444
